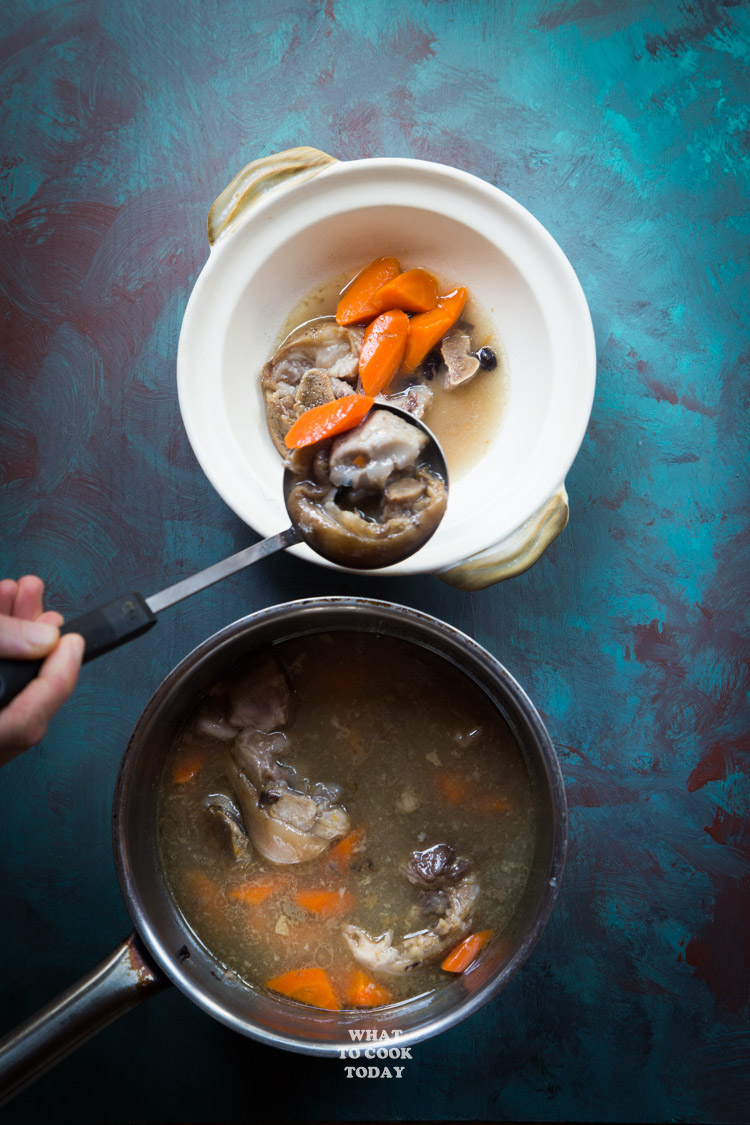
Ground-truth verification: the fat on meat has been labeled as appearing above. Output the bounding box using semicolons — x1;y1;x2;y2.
328;411;428;492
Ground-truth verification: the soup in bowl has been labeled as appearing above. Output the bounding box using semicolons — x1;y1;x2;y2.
177;148;596;588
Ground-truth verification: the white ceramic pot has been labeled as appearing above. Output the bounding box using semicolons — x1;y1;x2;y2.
177;148;595;589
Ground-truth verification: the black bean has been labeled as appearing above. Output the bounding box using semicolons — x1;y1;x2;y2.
477;347;497;370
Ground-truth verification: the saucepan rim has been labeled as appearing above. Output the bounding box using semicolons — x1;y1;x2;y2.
113;596;567;1054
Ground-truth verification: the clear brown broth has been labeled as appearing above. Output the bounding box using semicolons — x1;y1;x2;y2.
157;632;535;1009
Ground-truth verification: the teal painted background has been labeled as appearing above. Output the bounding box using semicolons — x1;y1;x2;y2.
1;0;748;1121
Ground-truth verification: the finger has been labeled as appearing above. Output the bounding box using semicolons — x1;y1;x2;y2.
0;580;18;616
0;633;85;765
0;615;60;659
13;575;45;621
38;611;64;628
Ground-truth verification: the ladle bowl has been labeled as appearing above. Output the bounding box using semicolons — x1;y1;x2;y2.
282;402;449;569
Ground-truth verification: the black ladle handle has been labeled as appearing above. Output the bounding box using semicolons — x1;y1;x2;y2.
0;593;156;708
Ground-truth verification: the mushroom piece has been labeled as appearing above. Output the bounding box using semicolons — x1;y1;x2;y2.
342;874;479;975
441;328;480;387
402;843;471;887
203;793;251;863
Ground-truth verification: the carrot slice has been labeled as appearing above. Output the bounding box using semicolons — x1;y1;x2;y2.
358;309;409;396
370;268;439;315
230;875;286;905
284;394;374;449
344;969;394;1008
436;770;510;813
402;287;468;373
173;745;208;784
184;870;225;920
266;967;340;1010
436;770;473;806
336;256;401;325
328;827;366;870
295;888;356;917
441;930;492;973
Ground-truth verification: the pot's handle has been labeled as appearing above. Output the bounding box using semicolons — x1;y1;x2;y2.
207;146;338;245
437;485;570;591
0;932;168;1106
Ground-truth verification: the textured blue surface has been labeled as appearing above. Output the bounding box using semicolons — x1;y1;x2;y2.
1;1;749;1121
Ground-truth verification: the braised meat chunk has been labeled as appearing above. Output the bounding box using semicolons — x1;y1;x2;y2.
228;729;349;865
228;656;292;732
262;319;364;453
343;872;480;975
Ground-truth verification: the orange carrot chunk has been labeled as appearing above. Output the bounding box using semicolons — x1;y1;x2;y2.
230;875;286;905
369;268;439;315
358;309;409;397
436;770;473;806
436;770;510;813
173;745;208;784
344;969;394;1008
295;888;356;917
402;287;468;373
336;257;401;325
266;967;341;1010
441;930;492;973
284;394;374;449
328;827;366;870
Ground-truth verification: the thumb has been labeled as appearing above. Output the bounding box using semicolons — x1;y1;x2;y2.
0;615;60;659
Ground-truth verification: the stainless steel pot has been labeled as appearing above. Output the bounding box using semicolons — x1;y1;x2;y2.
0;597;567;1102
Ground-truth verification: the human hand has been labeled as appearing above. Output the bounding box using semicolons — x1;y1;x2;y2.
0;575;84;765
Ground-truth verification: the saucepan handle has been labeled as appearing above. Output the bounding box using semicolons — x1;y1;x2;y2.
0;932;169;1106
207;146;338;245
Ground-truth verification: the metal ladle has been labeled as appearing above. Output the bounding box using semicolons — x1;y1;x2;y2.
0;406;448;708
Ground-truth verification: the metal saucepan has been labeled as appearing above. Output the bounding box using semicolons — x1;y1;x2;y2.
0;598;567;1103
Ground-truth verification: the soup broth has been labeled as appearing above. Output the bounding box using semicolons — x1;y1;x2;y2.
158;632;535;1009
265;271;507;481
